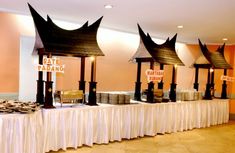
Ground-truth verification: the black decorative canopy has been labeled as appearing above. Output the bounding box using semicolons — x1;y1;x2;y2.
137;24;184;66
193;44;211;69
28;3;104;57
130;31;155;63
198;39;232;69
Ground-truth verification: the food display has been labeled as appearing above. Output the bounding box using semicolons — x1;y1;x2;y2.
176;90;203;101
0;99;41;114
97;92;131;104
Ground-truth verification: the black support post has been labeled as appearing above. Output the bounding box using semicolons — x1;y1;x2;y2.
193;67;199;91
36;49;44;104
79;57;86;103
134;59;142;101
221;69;228;99
158;64;164;89
87;57;97;106
210;69;215;97
169;65;177;102
44;53;55;108
147;61;154;103
204;68;212;100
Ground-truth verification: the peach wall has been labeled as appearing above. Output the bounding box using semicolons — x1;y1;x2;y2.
179;44;235;96
227;46;235;114
0;12;234;107
0;12;20;92
56;29;150;92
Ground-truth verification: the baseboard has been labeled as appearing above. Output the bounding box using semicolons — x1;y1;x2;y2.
0;93;18;100
229;113;235;120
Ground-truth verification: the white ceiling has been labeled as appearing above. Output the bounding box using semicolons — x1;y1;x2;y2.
0;0;235;44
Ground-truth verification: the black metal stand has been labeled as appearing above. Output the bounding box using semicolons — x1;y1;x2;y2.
134;82;142;101
169;65;177;102
36;50;44;104
87;57;98;106
193;67;199;91
44;53;55;108
44;81;55;108
87;82;97;106
79;81;86;93
204;84;212;100
79;57;86;103
210;70;215;97
221;83;227;99
79;80;86;103
221;69;228;99
79;57;86;92
134;60;142;101
36;80;44;104
147;61;155;103
204;68;212;100
147;82;154;103
158;81;163;90
169;83;176;102
158;64;164;89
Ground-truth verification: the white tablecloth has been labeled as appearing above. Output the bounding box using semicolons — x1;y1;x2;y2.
0;111;43;153
42;99;229;152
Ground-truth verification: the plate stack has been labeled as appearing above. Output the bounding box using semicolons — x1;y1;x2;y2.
118;94;125;104
176;91;184;101
194;92;199;100
198;91;203;100
101;93;109;103
184;91;195;101
109;93;118;104
96;93;101;103
124;95;130;104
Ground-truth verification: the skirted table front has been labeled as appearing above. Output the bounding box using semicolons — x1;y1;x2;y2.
42;99;229;152
0;110;43;153
0;99;230;153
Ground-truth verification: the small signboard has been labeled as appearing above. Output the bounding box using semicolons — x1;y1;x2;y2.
37;57;65;73
145;69;164;83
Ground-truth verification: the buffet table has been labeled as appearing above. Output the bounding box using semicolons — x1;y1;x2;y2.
42;99;229;152
0;99;229;153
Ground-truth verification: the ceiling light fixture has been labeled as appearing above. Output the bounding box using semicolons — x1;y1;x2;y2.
104;4;113;9
222;38;228;41
177;25;183;29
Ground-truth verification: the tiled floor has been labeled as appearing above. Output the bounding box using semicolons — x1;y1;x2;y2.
50;121;235;153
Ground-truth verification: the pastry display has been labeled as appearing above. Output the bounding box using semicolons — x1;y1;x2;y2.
0;99;40;114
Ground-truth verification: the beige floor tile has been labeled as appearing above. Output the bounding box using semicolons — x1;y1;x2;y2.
50;121;235;153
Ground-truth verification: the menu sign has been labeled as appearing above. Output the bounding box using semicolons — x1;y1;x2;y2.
220;75;235;82
37;57;65;73
145;69;164;82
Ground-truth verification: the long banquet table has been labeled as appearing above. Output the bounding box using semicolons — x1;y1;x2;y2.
0;99;230;153
42;99;229;152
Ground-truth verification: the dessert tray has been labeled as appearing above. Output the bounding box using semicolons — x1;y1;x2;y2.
0;99;41;114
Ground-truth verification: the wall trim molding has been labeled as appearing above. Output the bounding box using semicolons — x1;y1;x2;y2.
0;92;18;100
229;113;235;120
